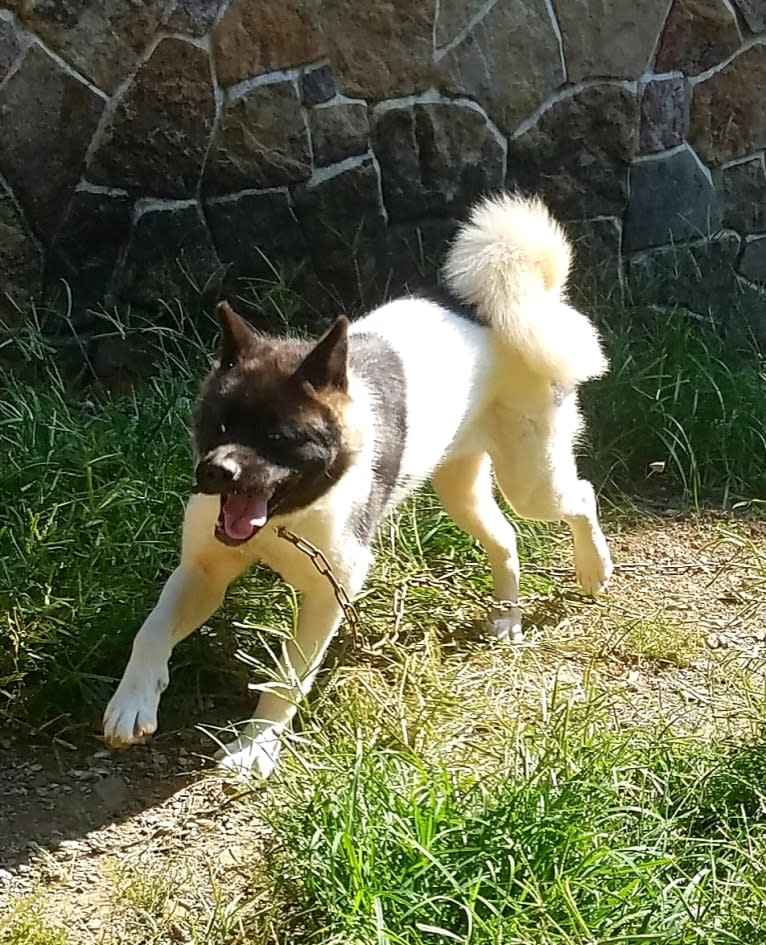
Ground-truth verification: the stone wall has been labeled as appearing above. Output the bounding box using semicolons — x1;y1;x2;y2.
1;0;766;326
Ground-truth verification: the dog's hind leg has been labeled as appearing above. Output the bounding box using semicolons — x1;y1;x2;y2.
489;431;612;597
103;496;247;749
217;543;373;779
433;452;523;641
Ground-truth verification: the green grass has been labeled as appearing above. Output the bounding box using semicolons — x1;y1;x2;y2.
582;303;766;506
255;697;766;945
1;289;766;943
1;295;763;722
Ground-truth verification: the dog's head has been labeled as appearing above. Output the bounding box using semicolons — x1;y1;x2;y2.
192;302;357;546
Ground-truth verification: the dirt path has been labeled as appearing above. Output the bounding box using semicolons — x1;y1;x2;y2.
2;513;765;943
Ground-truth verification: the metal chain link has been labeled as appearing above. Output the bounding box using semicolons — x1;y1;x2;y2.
276;526;361;647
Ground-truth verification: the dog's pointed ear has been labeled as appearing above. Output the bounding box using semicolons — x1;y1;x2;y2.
296;316;349;392
217;301;255;368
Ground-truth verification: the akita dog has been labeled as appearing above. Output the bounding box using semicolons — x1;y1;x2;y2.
103;193;613;777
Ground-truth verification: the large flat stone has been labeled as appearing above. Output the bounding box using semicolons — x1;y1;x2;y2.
204;79;311;194
721;157;766;234
19;0;173;93
116;203;221;307
624;146;721;252
212;0;323;87
555;0;670;81
508;84;638;218
47;190;132;305
371;101;505;222
732;0;766;31
205;189;307;279
628;233;740;315
739;237;766;283
292;158;387;309
322;0;435;100
690;44;766;165
0;15;22;82
310;102;369;166
0;179;43;306
87;38;215;198
655;0;741;76
0;44;104;240
639;77;686;154
438;0;563;134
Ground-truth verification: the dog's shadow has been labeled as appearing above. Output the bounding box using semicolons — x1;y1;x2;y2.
0;697;251;876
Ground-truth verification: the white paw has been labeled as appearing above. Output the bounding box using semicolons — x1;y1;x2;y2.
215;728;282;781
103;670;167;748
486;605;524;643
574;540;613;597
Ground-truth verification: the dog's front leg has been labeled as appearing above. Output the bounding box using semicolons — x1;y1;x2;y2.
103;555;241;749
218;551;370;779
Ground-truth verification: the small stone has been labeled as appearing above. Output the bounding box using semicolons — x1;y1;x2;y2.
165;0;224;36
94;775;129;809
206;189;308;279
322;0;435;100
555;0;671;81
0;44;104;239
0;868;13;881
690;44;766;165
656;0;741;76
116;203;221;307
204;79;311;193
19;0;173;94
721;156;766;234
739;236;766;283
438;0;563;134
87;37;215;198
624;145;721;252
310;102;369;166
372;101;505;223
212;0;324;87
47;190;132;306
0;178;43;308
0;15;22;82
732;0;766;31
639;77;686;154
508;84;638;219
300;64;336;105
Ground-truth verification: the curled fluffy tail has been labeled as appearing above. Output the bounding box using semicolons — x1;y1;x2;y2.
443;193;607;386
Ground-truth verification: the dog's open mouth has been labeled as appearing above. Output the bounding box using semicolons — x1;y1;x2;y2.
215;493;270;545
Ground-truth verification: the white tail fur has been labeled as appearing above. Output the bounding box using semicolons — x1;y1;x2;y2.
443;193;608;386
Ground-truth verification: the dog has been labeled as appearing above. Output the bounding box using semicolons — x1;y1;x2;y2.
103;193;613;778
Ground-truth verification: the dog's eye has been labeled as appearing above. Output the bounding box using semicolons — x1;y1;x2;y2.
218;423;227;435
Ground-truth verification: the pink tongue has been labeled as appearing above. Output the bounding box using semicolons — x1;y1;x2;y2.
221;494;269;541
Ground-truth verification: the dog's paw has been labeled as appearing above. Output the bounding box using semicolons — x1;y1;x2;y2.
103;672;167;748
574;539;613;597
485;604;524;643
215;728;282;781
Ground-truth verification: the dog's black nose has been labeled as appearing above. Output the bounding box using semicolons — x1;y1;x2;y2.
193;458;239;494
